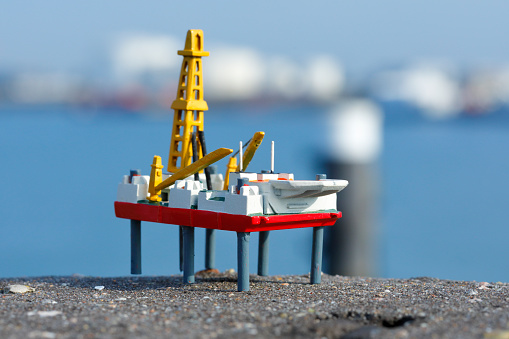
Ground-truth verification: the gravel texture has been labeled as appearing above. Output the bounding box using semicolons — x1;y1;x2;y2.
1;272;508;338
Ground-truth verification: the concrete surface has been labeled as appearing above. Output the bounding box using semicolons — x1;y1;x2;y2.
1;272;508;338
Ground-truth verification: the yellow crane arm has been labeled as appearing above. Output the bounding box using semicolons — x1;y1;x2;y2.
237;131;265;172
156;147;233;191
222;131;265;190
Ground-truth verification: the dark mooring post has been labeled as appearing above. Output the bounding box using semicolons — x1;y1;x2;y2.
257;231;270;276
179;226;183;272
205;229;216;269
323;100;382;277
237;232;250;292
310;226;324;284
130;220;141;274
182;226;195;284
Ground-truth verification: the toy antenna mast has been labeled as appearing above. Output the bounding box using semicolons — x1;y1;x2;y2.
271;141;275;173
167;29;210;173
239;141;243;172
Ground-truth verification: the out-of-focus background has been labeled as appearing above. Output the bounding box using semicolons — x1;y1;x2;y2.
1;1;508;282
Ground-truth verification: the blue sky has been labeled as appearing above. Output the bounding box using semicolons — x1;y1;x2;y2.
1;1;508;75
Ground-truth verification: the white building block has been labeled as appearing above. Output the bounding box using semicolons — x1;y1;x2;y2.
168;180;203;209
197;190;227;213
117;175;150;203
197;185;263;216
224;185;263;215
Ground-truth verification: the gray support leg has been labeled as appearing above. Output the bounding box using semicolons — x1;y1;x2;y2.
182;226;195;284
130;220;141;274
310;226;324;284
179;226;183;272
237;232;250;292
257;231;270;276
205;229;216;269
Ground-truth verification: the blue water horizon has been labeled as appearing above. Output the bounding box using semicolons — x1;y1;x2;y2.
1;103;508;283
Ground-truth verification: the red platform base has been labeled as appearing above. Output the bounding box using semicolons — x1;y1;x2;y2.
114;201;341;232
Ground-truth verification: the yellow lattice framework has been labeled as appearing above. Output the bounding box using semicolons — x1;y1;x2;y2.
167;29;209;173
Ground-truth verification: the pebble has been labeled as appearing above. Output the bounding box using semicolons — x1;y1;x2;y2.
94;286;105;291
3;285;34;294
27;311;62;317
42;299;57;304
28;331;56;339
479;282;492;290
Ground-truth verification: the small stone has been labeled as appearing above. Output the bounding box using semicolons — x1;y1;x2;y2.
225;268;236;275
479;282;492;290
42;299;57;304
94;286;105;291
28;331;56;339
27;311;62;317
281;283;289;286
4;285;34;294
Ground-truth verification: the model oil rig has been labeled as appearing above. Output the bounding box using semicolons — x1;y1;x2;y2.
114;30;348;291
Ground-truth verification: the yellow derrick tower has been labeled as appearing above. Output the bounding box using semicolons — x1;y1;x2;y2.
167;29;209;173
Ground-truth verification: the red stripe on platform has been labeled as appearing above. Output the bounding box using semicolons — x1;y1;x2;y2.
114;201;341;232
115;201;161;222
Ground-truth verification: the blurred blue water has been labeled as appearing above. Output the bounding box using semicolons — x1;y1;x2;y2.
1;104;508;282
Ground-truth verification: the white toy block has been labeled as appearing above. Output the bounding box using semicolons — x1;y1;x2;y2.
117;184;138;203
168;180;203;209
117;175;150;203
197;190;227;213
224;185;263;215
198;185;263;215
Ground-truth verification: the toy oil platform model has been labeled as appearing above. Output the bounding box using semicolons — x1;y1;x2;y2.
114;30;349;291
